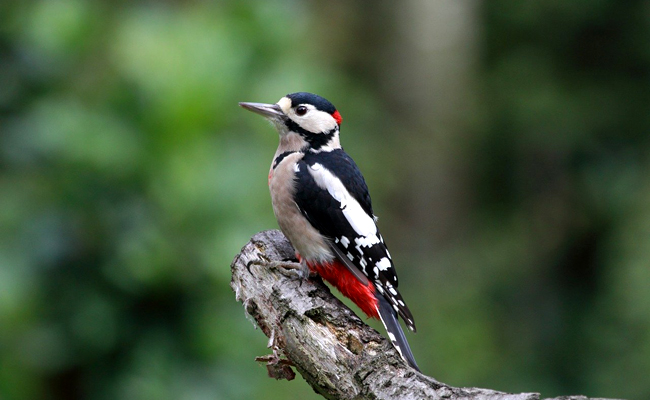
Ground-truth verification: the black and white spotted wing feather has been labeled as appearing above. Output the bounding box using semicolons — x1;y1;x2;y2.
293;149;416;333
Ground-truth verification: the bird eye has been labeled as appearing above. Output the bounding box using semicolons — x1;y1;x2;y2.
295;105;308;116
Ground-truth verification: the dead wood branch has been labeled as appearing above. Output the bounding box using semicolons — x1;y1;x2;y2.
230;230;623;400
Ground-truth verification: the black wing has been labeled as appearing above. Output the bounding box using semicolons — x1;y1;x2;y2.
293;149;415;331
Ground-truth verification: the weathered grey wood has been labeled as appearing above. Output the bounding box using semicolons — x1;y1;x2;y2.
230;230;623;400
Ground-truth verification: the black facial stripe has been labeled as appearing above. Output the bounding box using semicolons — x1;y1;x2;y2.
285;119;338;149
272;151;296;169
284;118;312;137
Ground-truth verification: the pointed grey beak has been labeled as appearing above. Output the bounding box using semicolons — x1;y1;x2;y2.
239;102;285;120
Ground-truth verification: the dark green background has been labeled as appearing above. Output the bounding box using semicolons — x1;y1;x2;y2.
1;1;648;399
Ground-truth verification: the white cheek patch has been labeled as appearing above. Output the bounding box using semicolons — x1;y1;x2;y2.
296;109;338;133
285;103;337;134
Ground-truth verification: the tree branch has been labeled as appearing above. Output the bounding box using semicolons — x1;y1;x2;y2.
230;230;623;400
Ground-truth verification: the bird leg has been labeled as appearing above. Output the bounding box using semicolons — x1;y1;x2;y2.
267;259;310;279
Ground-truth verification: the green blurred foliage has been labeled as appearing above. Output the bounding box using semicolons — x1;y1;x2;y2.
1;1;649;399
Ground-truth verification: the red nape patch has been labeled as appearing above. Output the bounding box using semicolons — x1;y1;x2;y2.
331;110;343;125
304;258;378;319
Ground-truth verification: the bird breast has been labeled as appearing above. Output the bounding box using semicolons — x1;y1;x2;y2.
268;152;333;263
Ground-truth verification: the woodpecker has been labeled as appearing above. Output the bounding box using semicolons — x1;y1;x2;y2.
239;92;419;370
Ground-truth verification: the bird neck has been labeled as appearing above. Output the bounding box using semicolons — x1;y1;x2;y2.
276;132;309;155
275;129;342;156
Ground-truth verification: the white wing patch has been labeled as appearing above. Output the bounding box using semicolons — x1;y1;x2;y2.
355;235;380;247
376;257;392;272
308;163;378;238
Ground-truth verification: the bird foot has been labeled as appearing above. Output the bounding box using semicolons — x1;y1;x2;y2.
267;260;310;279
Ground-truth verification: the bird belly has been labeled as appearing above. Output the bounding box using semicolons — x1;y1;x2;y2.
269;153;333;263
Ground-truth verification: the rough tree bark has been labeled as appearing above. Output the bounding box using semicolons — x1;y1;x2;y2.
230;230;622;400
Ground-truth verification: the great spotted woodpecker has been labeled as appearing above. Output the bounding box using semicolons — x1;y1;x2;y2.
239;92;419;370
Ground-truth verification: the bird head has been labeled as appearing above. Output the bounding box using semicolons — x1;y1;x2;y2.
239;92;343;151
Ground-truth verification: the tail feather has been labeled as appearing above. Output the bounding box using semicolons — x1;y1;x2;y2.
377;295;419;371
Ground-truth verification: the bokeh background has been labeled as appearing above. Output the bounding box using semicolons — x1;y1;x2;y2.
1;1;649;399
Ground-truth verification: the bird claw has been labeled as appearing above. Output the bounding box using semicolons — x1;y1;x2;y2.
255;353;296;380
256;329;296;380
267;260;310;279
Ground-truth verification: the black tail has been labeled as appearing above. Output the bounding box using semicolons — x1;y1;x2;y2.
377;295;419;371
